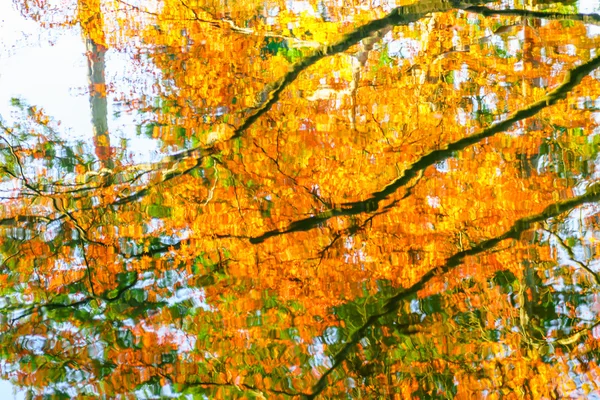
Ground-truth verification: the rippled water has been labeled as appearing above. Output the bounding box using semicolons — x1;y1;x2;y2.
2;0;600;398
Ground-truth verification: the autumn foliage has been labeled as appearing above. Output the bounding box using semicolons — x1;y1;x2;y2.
2;0;600;398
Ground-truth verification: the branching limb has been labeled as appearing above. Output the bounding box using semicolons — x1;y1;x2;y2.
181;379;301;398
304;181;600;399
543;228;600;285
8;272;139;323
179;0;321;48
251;51;600;244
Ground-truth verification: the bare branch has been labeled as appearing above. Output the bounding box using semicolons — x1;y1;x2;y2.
544;228;600;285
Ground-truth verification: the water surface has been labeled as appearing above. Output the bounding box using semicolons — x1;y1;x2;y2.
1;0;600;398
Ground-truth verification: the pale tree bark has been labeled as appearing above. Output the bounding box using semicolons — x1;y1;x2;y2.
79;0;113;170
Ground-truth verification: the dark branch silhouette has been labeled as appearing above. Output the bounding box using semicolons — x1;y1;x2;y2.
251;51;600;244
304;181;600;399
182;379;300;398
9;274;139;323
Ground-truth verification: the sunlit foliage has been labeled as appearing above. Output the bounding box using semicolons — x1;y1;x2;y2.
3;0;600;397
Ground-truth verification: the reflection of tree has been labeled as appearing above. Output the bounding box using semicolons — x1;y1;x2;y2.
306;182;600;398
13;0;114;169
4;0;600;398
85;40;111;167
328;213;600;398
77;0;113;169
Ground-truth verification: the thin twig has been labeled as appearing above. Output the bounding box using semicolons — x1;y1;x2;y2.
544;228;600;285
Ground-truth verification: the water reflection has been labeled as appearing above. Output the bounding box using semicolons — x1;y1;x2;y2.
0;381;24;400
1;0;600;398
